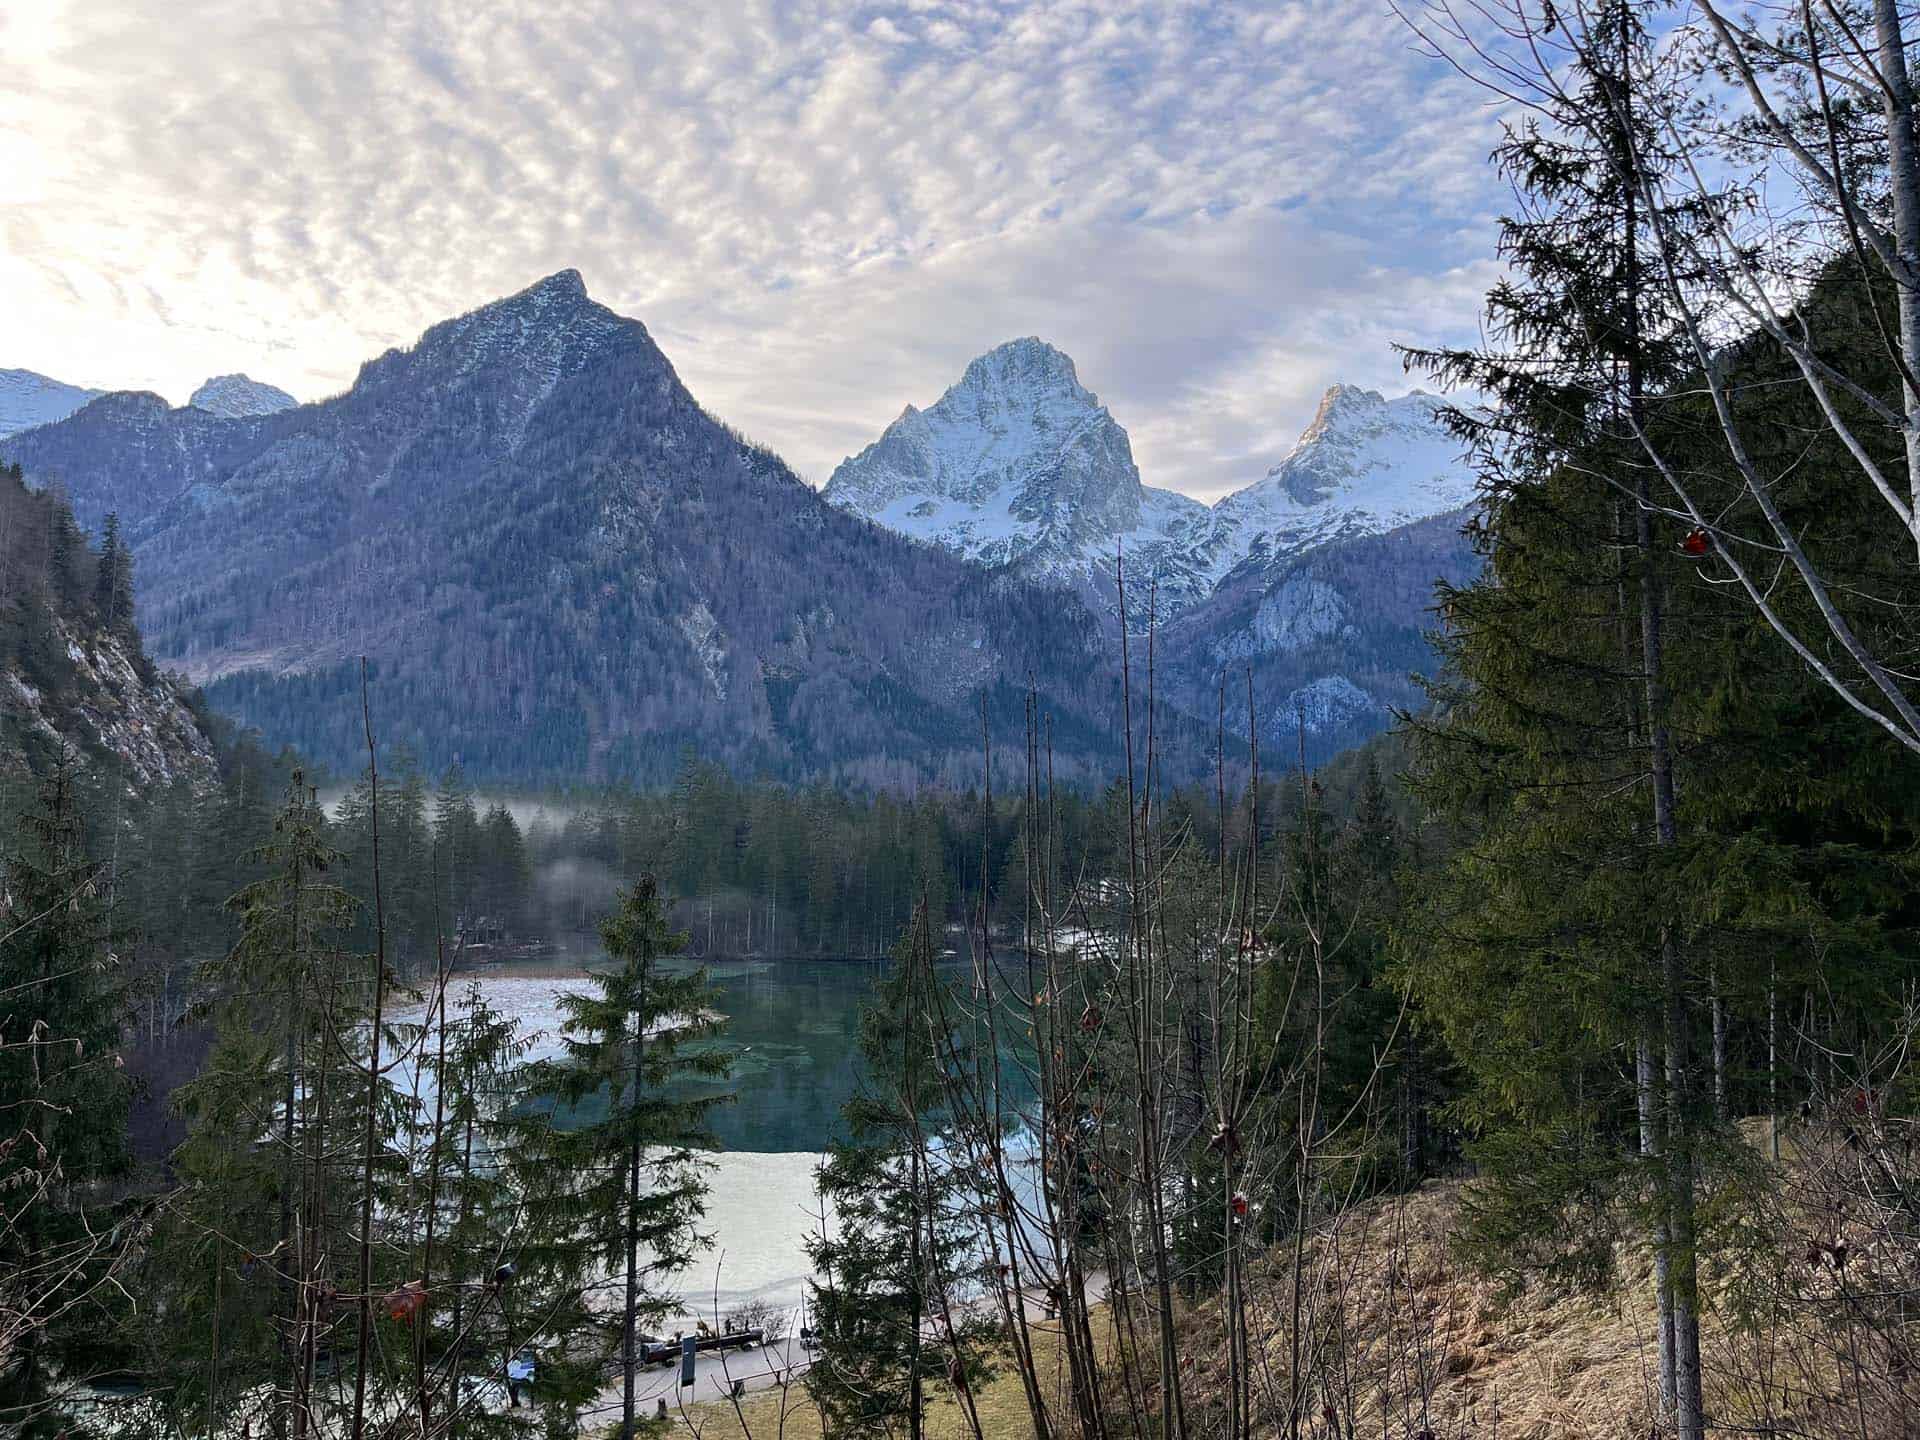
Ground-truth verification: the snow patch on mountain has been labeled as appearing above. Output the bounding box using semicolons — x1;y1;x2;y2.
678;602;730;701
189;373;298;418
0;369;103;439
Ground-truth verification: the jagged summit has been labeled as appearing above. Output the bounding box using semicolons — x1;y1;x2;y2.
953;337;1090;403
826;358;1475;643
354;269;632;392
821;338;1243;601
1216;385;1469;532
528;267;586;298
336;271;652;460
189;373;297;419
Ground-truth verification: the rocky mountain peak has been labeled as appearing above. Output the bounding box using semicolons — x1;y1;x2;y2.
822;338;1150;572
1226;386;1457;512
189;373;298;419
353;269;634;397
953;337;1090;406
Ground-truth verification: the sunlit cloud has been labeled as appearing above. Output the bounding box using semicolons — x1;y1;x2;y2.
3;0;1506;498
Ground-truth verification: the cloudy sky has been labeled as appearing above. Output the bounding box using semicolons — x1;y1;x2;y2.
4;0;1505;501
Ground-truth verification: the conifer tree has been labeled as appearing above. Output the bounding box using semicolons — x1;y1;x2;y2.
1402;4;1716;1430
166;770;360;1440
434;764;481;932
518;875;727;1440
807;902;993;1440
91;511;133;635
0;762;134;1433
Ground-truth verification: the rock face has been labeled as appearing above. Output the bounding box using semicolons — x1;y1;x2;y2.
189;374;298;419
0;464;220;790
1;616;220;791
1162;510;1480;757
1;274;1160;786
0;369;103;439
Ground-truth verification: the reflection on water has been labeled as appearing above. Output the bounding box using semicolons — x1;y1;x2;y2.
673;956;886;1153
393;953;1006;1154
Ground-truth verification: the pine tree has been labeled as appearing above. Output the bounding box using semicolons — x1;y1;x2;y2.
161;766;417;1439
400;979;592;1436
85;510;136;640
434;764;481;933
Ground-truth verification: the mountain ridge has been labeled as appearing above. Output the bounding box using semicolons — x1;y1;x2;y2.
0;279;1477;783
0;368;105;440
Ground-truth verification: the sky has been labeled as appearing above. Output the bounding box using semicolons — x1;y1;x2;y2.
2;0;1508;502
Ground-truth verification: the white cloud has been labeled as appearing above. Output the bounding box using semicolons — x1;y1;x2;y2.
2;0;1505;497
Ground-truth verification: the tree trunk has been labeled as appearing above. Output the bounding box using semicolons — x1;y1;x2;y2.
278;847;303;1440
1873;0;1920;560
350;675;390;1440
1769;964;1781;1162
1711;972;1729;1123
1622;28;1705;1424
622;963;649;1440
1636;464;1706;1440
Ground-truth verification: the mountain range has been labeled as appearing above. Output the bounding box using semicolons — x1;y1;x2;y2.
0;367;297;440
0;274;1477;784
823;340;1480;750
822;341;1473;621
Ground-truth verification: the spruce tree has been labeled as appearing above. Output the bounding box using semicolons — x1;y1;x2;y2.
518;875;727;1440
807;903;994;1440
1402;3;1717;1429
164;770;361;1440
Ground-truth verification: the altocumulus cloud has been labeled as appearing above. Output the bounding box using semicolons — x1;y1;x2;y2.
2;0;1504;499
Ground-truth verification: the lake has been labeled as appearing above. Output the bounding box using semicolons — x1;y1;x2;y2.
387;952;1025;1320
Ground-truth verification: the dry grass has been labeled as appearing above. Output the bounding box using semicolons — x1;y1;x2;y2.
676;1324;1067;1440
682;1122;1919;1439
1203;1181;1671;1440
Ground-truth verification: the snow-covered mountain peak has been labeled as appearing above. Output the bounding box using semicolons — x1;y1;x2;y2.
824;340;1248;609
824;352;1475;623
189;374;298;419
0;368;104;440
1215;386;1469;535
825;339;1183;582
953;337;1090;407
